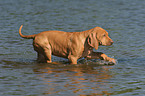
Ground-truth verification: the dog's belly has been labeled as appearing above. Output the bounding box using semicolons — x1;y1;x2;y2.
52;52;68;58
51;47;69;58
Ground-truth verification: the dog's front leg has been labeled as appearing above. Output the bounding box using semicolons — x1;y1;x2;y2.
86;52;116;64
68;55;78;64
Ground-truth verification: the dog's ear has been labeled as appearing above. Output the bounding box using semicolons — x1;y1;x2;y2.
87;32;98;50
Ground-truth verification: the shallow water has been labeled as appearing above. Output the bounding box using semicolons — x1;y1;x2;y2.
0;0;145;96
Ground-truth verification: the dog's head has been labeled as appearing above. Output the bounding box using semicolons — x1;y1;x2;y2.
87;27;113;50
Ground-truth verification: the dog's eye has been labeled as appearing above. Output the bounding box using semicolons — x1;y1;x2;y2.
103;34;106;37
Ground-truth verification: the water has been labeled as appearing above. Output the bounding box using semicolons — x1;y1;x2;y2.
0;0;145;95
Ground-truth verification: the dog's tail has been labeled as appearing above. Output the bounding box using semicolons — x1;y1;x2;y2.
19;25;36;39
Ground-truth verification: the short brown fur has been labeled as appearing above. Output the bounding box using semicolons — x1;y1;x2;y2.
19;25;116;64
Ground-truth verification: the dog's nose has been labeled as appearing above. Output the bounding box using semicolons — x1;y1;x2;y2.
110;40;114;45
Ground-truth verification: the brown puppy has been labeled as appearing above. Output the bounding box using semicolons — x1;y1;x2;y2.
19;25;116;64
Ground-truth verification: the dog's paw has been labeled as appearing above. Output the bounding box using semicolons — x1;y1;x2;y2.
108;58;117;65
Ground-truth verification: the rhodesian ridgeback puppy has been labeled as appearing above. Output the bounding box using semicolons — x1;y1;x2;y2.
19;25;116;64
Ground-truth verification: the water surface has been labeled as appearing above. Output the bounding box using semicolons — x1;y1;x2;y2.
0;0;145;96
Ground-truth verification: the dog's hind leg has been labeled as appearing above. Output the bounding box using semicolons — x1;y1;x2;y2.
43;47;52;63
37;52;46;63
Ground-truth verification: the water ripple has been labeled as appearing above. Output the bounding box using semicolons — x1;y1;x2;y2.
0;0;145;95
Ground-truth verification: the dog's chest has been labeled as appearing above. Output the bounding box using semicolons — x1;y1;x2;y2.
82;47;93;57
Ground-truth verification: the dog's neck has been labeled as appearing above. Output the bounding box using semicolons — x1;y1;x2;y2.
82;28;94;38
